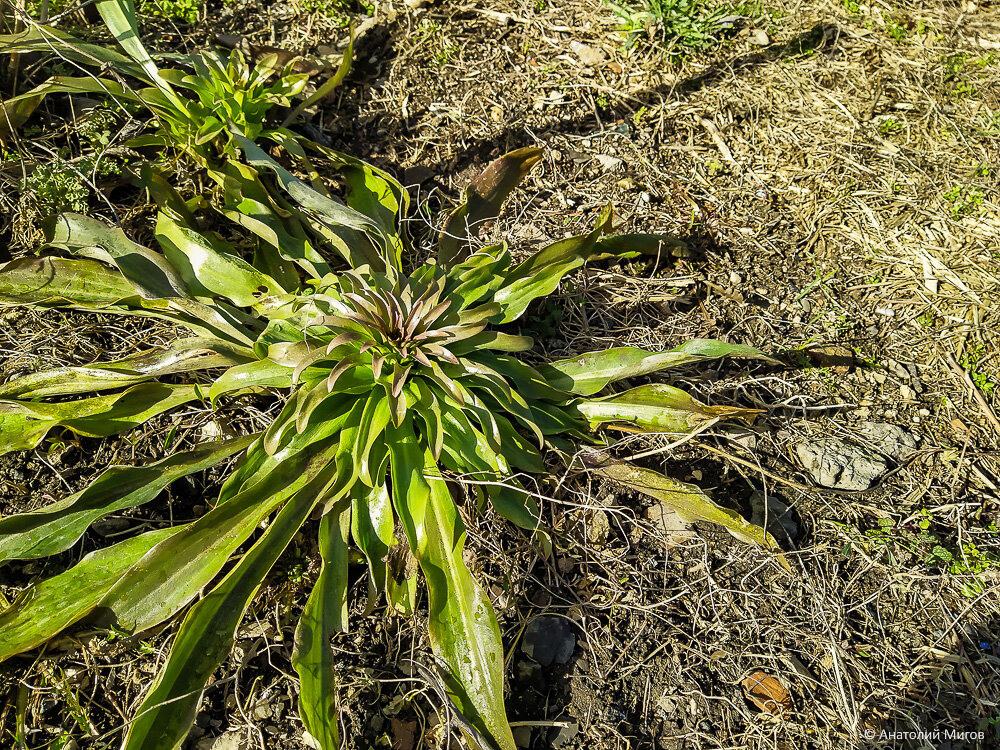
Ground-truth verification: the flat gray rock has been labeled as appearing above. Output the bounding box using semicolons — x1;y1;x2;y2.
794;437;888;491
855;421;918;460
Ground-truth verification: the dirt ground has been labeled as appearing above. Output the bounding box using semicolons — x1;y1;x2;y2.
1;0;999;748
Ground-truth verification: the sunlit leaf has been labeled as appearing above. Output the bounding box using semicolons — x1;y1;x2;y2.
576;383;760;432
542;339;778;396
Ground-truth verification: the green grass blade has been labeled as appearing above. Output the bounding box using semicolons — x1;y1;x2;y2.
0;435;254;564
540;340;778;396
121;482;324;750
95;0;184;107
0;527;180;663
293;506;351;750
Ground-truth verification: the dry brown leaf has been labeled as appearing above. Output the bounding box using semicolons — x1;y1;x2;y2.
742;670;793;717
390;718;418;750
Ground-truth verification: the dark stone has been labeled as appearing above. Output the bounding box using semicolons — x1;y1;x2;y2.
521;616;576;667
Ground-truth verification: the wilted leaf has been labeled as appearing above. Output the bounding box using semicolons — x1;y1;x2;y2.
439;147;543;266
742;670;793;716
584;454;787;567
576;383;761;433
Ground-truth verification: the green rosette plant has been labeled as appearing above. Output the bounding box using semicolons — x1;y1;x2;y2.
0;0;348;164
0;141;783;750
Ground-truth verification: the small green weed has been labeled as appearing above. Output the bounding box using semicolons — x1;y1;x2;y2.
960;343;996;395
885;19;907;41
943;184;984;218
835;512;1000;597
877;117;903;136
23;160;90;215
607;0;733;52
141;0;200;24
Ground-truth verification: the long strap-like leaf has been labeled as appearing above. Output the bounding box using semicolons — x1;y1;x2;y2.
0;383;200;455
121;482;323;750
0;339;248;399
95;434;341;634
0;527;180;663
540;339;779;397
0;435;255;565
292;506;352;750
390;424;515;750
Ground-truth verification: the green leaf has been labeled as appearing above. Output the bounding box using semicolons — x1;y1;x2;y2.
0;76;145;140
282;29;353;125
0;339;247;399
0;25;144;79
211;160;331;279
354;391;391;486
575;383;760;432
586;457;788;567
592;232;691;260
95;0;186;108
121;477;326;750
0;256;136;308
493;205;613;324
233;135;391;271
94;434;341;634
0;527;180;663
306;142;410;269
350;481;395;605
387;418;428;553
208;358;296;403
439;147;543;266
154;212;286;307
45;213;188;300
540;339;778;396
0;383;200;455
410;454;516;750
0;436;254;565
442;244;512;309
293;506;351;750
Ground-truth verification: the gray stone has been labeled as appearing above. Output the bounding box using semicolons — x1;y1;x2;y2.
513;725;533;748
549;722;580;749
195;733;245;750
521;616;576;666
749;492;800;544
794;438;888;491
91;517;131;537
855;421;918;460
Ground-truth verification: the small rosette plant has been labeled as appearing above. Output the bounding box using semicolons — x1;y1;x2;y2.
0;142;782;750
